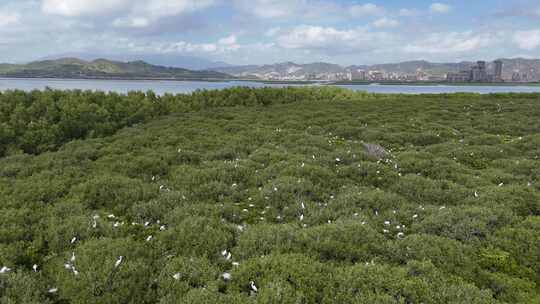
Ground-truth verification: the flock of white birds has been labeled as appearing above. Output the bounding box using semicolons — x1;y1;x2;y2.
1;130;534;297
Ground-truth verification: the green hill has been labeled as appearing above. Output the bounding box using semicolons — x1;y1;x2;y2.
0;58;232;80
0;87;539;303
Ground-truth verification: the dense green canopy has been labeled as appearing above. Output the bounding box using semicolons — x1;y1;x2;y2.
0;87;538;303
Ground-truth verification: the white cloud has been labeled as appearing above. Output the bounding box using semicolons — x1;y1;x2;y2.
42;0;216;28
404;31;496;54
430;3;451;14
157;35;241;54
398;8;420;17
218;35;237;45
513;30;540;50
42;0;129;16
113;17;150;28
138;0;215;19
350;3;384;17
235;0;300;19
373;18;399;28
275;25;393;53
235;0;350;20
0;11;20;26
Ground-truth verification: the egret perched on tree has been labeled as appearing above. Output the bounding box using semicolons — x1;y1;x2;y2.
222;272;232;281
250;281;258;293
115;256;123;268
70;237;77;244
146;235;153;242
0;266;11;273
33;264;38;272
222;250;232;260
173;273;181;280
48;288;58;293
70;252;76;262
474;191;479;198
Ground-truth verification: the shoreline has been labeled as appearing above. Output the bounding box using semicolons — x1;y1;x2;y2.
1;76;540;87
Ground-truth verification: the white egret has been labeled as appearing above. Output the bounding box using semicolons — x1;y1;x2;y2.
70;252;76;262
412;214;418;219
115;256;123;268
160;225;166;231
108;214;115;219
0;266;11;273
173;273;181;280
498;182;504;187
33;264;38;272
397;232;405;238
232;262;240;267
146;235;153;242
299;214;304;221
250;281;258;292
474;191;479;198
222;272;232;281
48;288;58;293
70;237;77;244
384;221;390;226
301;202;305;209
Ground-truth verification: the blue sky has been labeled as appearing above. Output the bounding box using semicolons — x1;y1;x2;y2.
1;0;540;65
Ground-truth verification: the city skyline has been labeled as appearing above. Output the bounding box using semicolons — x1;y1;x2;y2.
1;0;540;65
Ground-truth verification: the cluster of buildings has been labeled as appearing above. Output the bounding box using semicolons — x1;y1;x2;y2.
251;60;537;83
446;60;503;83
341;69;445;82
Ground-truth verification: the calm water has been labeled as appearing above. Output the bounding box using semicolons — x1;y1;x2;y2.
1;78;540;95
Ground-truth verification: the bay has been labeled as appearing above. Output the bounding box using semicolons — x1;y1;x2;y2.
1;78;540;94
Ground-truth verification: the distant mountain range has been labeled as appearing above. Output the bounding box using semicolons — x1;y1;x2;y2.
40;53;231;70
212;58;540;81
3;57;540;82
0;58;232;80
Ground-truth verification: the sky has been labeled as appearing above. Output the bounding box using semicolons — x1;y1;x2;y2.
1;0;540;65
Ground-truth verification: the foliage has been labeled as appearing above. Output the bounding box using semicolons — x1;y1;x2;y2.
0;87;539;303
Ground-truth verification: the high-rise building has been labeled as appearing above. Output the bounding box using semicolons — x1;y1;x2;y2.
471;61;487;82
494;60;503;81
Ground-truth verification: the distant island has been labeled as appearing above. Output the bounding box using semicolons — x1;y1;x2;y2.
0;58;232;81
